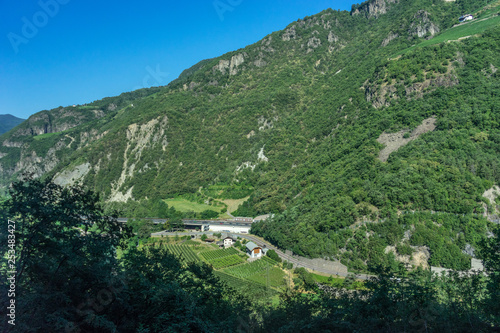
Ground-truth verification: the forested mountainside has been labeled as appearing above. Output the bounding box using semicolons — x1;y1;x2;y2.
0;115;24;135
1;0;499;273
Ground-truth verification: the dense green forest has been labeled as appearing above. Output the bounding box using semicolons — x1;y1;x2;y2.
0;179;499;332
0;0;499;273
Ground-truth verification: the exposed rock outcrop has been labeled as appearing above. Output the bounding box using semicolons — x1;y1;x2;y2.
307;37;322;48
53;163;91;186
213;53;247;75
282;26;297;41
385;245;431;269
352;0;398;17
109;116;168;202
381;32;399;46
214;59;230;75
483;186;500;222
365;64;458;109
328;31;339;43
230;53;245;75
14;138;68;178
377;117;437;162
408;10;440;38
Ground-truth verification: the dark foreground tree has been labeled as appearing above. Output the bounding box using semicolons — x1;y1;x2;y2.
482;225;500;326
0;177;131;332
116;245;254;332
0;177;254;332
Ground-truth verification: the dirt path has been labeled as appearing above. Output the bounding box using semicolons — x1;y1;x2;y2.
64;134;75;148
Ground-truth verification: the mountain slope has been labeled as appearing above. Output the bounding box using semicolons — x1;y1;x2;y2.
0;114;25;135
1;0;499;272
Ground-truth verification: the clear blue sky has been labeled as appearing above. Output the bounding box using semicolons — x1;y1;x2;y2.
0;0;353;119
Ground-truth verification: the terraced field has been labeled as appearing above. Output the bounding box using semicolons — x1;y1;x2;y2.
214;271;278;299
200;248;244;269
246;266;287;288
200;247;239;261
223;256;276;278
208;254;245;269
159;240;285;290
164;244;199;263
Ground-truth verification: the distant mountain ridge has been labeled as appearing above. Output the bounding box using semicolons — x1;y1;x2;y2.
0;114;25;135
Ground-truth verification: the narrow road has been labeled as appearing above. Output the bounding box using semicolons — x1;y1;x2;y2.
152;231;372;280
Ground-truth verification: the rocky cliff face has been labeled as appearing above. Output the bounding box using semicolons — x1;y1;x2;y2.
352;0;398;17
5;107;106;144
365;71;459;108
0;0;495;209
408;10;440;38
0;92;156;191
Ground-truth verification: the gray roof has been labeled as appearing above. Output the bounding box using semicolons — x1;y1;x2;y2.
246;241;260;251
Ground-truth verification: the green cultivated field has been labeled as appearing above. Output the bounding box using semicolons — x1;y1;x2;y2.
214;271;278;299
32;132;60;141
163;244;199;263
158;239;286;294
246;266;286;288
208;254;245;269
200;247;239;261
201;248;245;269
223;256;276;278
164;197;223;214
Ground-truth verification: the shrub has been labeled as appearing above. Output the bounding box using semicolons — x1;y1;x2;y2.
396;242;414;256
266;249;282;263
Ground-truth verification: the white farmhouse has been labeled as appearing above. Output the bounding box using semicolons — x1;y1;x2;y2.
246;241;263;258
223;236;236;248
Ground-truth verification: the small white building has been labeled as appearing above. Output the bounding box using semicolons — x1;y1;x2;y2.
459;14;473;22
246;241;263;258
223;236;236;248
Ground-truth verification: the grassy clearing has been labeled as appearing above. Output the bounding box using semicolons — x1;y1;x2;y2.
164;197;222;213
310;272;345;287
221;197;250;214
201;184;253;200
33;132;60;140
